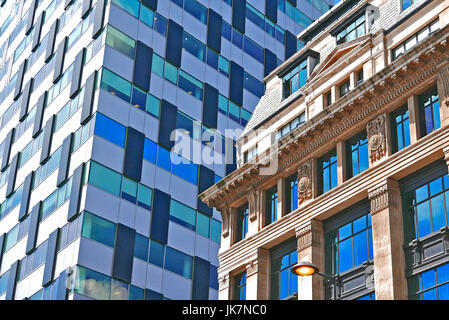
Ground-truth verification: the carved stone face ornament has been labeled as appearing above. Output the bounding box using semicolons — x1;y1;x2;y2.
367;114;386;162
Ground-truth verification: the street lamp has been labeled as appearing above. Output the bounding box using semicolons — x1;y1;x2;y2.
291;261;340;299
291;261;335;280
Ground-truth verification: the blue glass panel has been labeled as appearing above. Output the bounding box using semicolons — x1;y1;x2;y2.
353;216;366;233
222;21;231;41
154;13;167;35
437;264;449;284
243;37;263;63
429;178;443;196
438;283;449;300
143;138;157;163
131;86;146;111
210;265;218;289
416;184;429;203
134;233;149;261
94;113;126;147
339;223;352;240
112;0;140;17
184;0;207;23
139;4;154;27
165;246;193;278
157;146;171;171
423;289;437;300
280;269;289;299
171;152;198;184
431;194;445;231
149;240;164;267
206;49;218;69
422;270;436;290
339;237;353;273
244;72;264;97
183;32;206;61
129;285;144;300
232;29;243;48
416;201;431;237
353;232;368;266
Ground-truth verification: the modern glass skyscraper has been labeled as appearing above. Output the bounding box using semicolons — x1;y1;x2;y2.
0;0;334;300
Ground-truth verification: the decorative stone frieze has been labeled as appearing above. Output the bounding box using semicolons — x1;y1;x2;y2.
367;114;387;164
367;178;400;215
296;222;321;252
298;160;313;206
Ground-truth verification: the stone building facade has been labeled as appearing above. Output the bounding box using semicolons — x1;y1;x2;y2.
200;0;449;300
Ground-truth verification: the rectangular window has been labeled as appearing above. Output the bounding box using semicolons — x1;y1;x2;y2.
401;0;421;11
402;174;449;242
134;233;149;261
286;174;298;213
178;70;203;100
182;31;206;61
325;213;373;276
100;68;132;102
336;14;365;44
236;203;249;242
266;186;278;225
339;79;350;98
169;199;196;230
419;86;440;137
392;19;439;60
88;161;122;196
94;113;126;147
283;60;307;99
81;211;117;247
270;241;298;300
318;150;338;195
112;0;140;17
346;131;369;179
165;246;193;278
276;113;306;141
391;105;410;153
234;272;247;300
74;266;111;300
408;262;449;300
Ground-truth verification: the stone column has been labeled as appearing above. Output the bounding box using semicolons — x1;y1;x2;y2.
368;179;408;300
336;141;346;184
296;220;325;300
297;159;314;208
366;113;389;167
407;94;421;144
350;71;357;91
331;85;338;102
245;248;270;300
277;177;286;218
218;274;230;300
437;65;449;127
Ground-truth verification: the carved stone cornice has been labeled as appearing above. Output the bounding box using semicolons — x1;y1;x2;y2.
298;160;313;206
368;178;400;215
199;27;449;211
